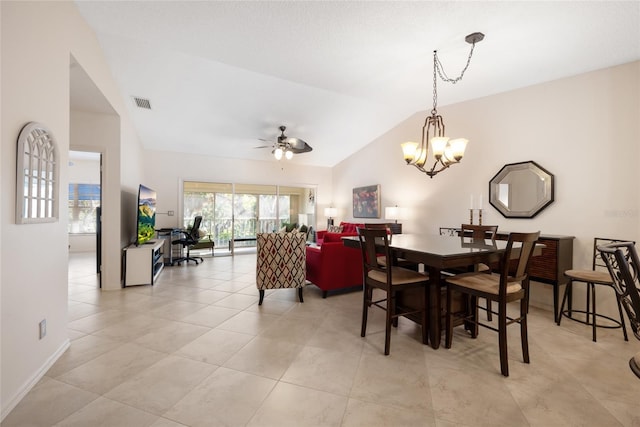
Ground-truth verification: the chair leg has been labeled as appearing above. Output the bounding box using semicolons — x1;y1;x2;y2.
470;296;479;338
590;283;597;342
422;286;429;345
553;283;560;323
498;300;509;377
520;298;530;364
614;292;629;341
445;286;453;349
384;290;393;355
361;284;370;338
258;290;265;305
322;290;328;299
586;281;592;328
486;299;492;321
298;287;304;303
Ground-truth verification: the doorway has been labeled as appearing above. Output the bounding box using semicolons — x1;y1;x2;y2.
68;150;102;286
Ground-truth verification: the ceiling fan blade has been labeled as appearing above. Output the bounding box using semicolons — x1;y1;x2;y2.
285;137;305;149
253;145;271;149
284;137;313;153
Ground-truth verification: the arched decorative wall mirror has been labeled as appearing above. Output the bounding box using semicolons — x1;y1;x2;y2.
489;161;554;218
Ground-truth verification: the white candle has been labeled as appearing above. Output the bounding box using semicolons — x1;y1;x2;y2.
479;194;483;210
470;195;474;209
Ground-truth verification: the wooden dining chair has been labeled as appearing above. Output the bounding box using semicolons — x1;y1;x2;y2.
445;231;540;376
357;227;430;355
461;224;499;320
461;224;498;270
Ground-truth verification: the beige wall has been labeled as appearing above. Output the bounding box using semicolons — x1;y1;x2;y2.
1;1;143;418
333;61;640;312
143;150;332;232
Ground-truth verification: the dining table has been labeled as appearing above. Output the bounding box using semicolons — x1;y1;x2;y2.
343;233;532;350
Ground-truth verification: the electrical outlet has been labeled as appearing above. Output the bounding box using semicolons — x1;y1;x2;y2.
168;210;175;216
39;319;46;339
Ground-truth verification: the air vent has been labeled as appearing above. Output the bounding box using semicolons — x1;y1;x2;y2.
133;97;151;109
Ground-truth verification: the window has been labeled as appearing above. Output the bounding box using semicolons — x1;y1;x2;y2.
16;122;59;224
68;184;101;233
183;182;316;252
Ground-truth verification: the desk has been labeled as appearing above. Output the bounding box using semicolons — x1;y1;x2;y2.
343;234;528;350
156;228;181;265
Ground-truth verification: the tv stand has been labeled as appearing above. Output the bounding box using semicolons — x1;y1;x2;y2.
123;239;164;286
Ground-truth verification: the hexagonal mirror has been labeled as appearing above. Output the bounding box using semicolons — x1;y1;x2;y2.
489;161;554;218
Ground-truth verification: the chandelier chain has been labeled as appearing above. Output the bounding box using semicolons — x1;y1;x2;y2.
435;41;477;85
431;51;438;114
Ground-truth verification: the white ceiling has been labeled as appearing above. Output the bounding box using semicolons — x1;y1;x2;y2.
73;1;640;167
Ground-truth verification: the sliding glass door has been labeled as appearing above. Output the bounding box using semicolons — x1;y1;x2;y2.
183;182;316;255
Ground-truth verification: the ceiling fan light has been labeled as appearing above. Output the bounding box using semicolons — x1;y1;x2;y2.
285;149;293;160
274;147;283;160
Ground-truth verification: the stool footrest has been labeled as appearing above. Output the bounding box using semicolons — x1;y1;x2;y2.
560;309;624;329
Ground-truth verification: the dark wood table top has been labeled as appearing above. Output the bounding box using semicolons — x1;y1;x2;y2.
343;234;509;267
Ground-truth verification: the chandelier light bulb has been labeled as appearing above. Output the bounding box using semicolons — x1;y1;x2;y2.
430;137;449;159
401;141;418;163
450;138;468;161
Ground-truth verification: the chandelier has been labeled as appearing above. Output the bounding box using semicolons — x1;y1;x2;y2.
401;32;484;178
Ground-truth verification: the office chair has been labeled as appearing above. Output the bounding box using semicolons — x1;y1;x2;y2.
171;215;204;265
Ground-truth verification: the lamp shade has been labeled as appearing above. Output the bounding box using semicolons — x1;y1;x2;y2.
324;207;337;218
385;206;400;220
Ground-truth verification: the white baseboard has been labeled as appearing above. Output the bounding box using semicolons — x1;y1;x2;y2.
1;339;71;422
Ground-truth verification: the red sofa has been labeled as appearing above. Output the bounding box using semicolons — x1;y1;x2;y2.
315;221;364;245
306;222;364;298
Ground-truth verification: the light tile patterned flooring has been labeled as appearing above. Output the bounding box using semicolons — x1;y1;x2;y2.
4;251;640;426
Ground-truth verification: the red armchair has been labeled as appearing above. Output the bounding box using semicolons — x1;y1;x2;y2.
306;232;363;298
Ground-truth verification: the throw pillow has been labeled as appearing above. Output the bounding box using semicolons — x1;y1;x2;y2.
327;225;343;233
283;222;298;232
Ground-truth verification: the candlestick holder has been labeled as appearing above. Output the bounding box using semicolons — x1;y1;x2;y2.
469;209;474;225
478;209;483;225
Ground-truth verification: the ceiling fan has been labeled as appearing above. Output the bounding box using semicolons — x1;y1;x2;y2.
256;125;313;160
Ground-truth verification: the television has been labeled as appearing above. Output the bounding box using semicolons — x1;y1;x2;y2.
136;184;157;245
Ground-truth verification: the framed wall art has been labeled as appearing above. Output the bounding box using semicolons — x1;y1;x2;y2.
16;122;59;224
353;184;380;218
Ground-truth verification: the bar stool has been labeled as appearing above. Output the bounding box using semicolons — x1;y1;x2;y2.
557;237;631;342
598;241;640;378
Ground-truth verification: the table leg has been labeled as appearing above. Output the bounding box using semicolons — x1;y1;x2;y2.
428;266;441;349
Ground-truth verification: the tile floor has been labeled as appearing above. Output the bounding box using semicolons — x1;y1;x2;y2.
3;251;640;426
